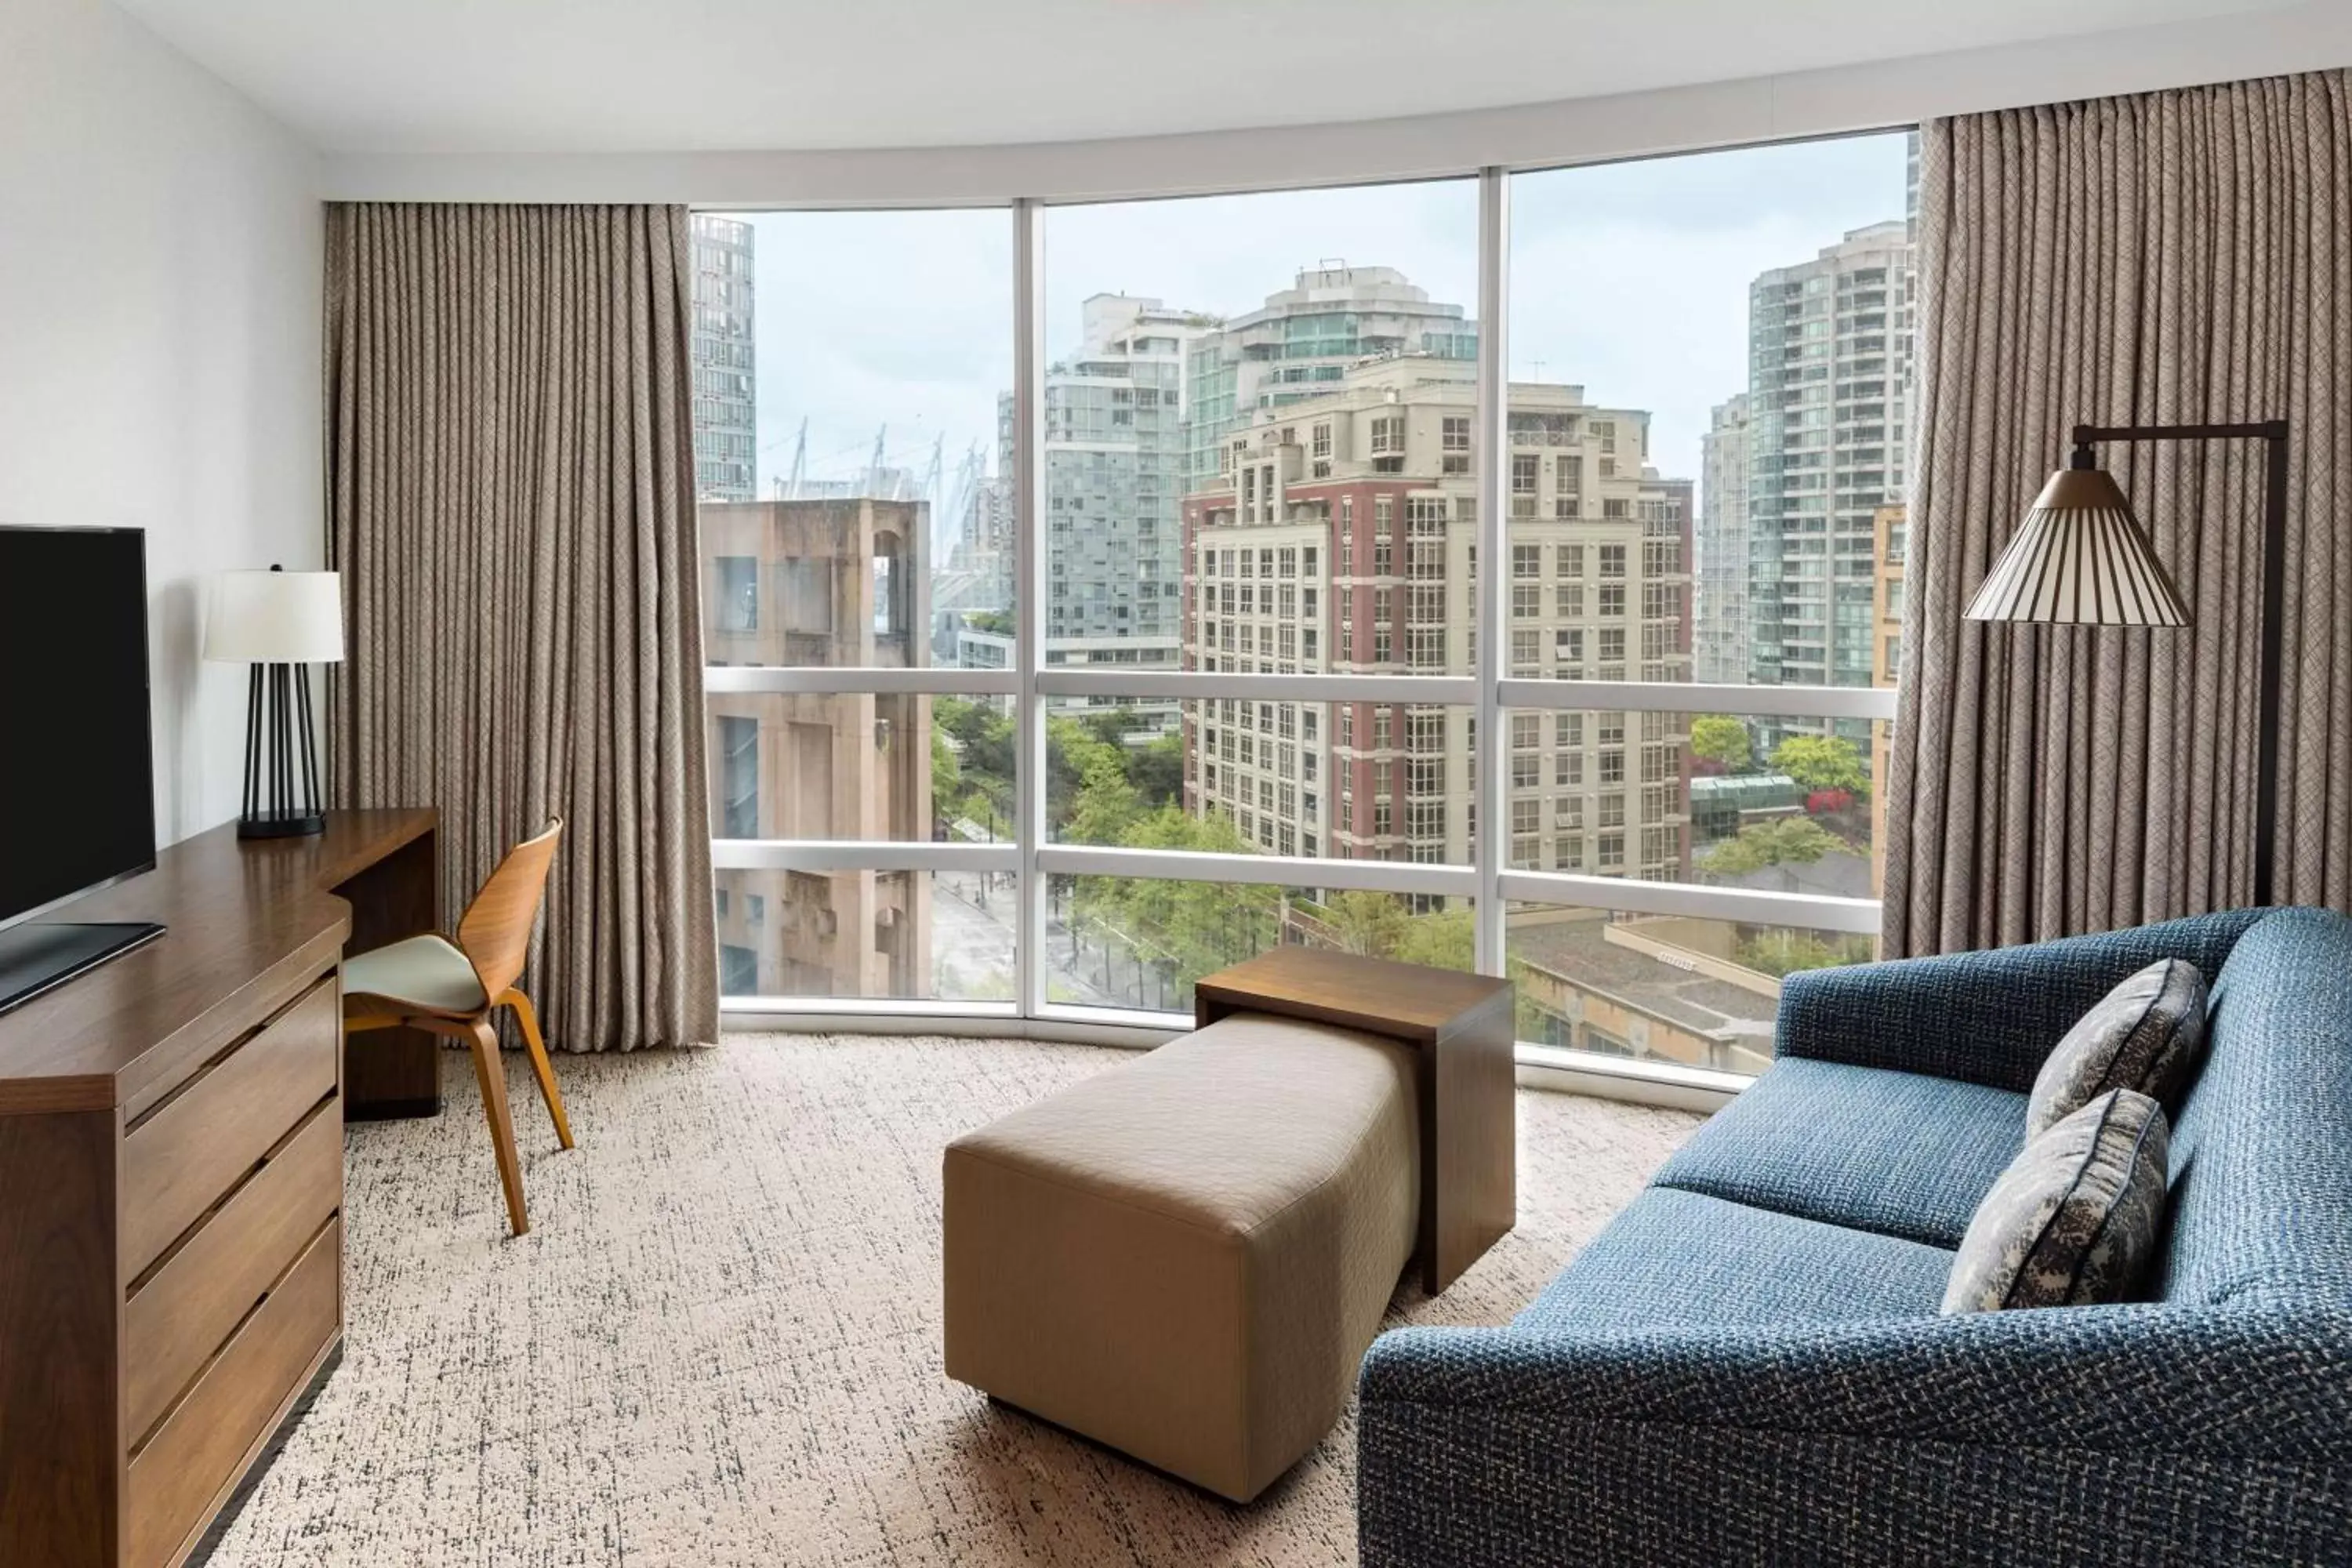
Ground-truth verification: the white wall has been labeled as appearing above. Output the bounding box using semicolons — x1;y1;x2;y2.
0;0;322;848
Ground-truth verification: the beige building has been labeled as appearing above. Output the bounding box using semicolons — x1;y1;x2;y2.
702;498;932;999
1180;357;1693;880
1510;908;1780;1075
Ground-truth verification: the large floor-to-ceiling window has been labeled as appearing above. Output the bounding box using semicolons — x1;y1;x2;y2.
696;128;1914;1083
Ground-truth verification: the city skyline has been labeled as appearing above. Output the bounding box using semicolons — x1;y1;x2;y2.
721;132;1910;510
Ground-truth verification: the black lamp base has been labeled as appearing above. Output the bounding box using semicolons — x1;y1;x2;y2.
238;811;327;840
241;659;326;841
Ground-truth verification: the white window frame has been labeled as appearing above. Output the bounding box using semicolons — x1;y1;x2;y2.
702;162;1904;1102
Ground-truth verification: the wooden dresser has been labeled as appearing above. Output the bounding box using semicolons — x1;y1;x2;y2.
0;810;435;1568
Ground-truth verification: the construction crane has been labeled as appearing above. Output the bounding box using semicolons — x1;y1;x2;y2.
942;441;985;564
775;417;808;500
918;434;946;555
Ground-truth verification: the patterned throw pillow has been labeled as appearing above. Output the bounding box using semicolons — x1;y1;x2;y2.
1942;1089;2170;1314
2026;958;2209;1138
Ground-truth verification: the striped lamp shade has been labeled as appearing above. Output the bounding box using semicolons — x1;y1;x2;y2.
1965;466;2190;626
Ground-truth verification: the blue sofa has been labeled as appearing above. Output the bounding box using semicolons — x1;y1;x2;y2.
1358;908;2352;1566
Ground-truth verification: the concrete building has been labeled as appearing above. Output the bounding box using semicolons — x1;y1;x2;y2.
1033;294;1219;735
1511;909;1780;1075
1696;393;1753;684
1181;264;1478;494
689;215;757;502
702;498;932;999
1180;356;1693;880
1870;501;1906;898
1745;221;1912;741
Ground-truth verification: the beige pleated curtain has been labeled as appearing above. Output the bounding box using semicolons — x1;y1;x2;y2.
1886;70;2352;957
325;203;718;1051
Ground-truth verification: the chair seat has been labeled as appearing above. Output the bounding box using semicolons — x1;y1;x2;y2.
343;934;488;1014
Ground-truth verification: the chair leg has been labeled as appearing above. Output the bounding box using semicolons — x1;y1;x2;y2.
500;987;575;1150
466;1017;529;1237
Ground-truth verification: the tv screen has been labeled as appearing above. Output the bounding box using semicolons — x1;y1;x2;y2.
0;527;157;927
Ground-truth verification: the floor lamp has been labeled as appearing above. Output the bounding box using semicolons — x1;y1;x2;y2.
1965;419;2290;906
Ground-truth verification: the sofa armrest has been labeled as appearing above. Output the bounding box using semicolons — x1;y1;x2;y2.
1359;1310;2352;1566
1774;909;2263;1091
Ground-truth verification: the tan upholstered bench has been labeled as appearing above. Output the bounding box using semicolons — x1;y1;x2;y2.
942;1011;1421;1501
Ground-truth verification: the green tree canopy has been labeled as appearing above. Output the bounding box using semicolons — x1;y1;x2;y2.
1392;906;1474;972
1321;890;1413;957
1769;734;1869;797
1698;815;1848;875
1690;714;1751;771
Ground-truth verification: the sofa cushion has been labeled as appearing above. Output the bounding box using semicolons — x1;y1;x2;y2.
1653;1058;2024;1247
2026;958;2208;1137
1518;1188;1951;1334
1943;1089;2170;1312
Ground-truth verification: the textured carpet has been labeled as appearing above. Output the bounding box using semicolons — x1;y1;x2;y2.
208;1034;1700;1567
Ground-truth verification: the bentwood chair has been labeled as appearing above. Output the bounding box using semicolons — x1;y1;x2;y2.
343;818;574;1236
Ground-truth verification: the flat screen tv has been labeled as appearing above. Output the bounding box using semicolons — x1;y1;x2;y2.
0;525;165;1014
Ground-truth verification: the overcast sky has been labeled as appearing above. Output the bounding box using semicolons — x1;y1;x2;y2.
732;131;1909;507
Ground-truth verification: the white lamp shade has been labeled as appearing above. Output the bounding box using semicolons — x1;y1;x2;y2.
204;569;345;663
1965;466;2190;626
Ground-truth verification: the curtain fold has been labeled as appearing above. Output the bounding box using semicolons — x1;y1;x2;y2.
325;203;718;1051
1887;70;2352;957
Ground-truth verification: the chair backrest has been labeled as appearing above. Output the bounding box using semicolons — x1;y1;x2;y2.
456;818;564;1002
2158;906;2352;1312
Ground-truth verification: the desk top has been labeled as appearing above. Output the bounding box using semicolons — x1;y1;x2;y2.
1193;946;1511;1044
0;809;437;1116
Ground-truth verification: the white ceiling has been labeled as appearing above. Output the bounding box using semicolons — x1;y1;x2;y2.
117;0;2295;156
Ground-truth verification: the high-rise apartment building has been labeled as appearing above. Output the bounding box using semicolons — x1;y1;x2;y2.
690;215;757;501
702;498;931;998
1697;393;1754;684
1035;294;1219;732
1181;265;1478;493
1744;221;1912;733
1180;357;1692;880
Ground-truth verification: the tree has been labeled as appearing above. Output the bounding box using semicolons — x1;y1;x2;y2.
1698;815;1847;875
1393;906;1474;972
1769;734;1869;797
1125;733;1185;811
1690;714;1751;773
1323;890;1412;956
1062;745;1143;848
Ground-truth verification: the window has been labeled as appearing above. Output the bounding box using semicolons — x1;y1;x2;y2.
719;717;759;838
691;136;1907;1065
1442;415;1472;474
714;556;759;633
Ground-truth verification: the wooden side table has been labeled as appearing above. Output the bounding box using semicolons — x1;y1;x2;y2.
1195;948;1516;1294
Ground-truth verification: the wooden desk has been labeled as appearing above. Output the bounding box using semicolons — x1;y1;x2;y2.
1196;948;1516;1294
241;810;444;1120
0;807;435;1568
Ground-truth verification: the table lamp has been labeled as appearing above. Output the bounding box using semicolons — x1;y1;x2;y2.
205;566;344;839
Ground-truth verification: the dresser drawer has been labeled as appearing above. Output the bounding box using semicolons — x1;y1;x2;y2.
124;1099;342;1446
122;976;339;1279
125;1217;339;1568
